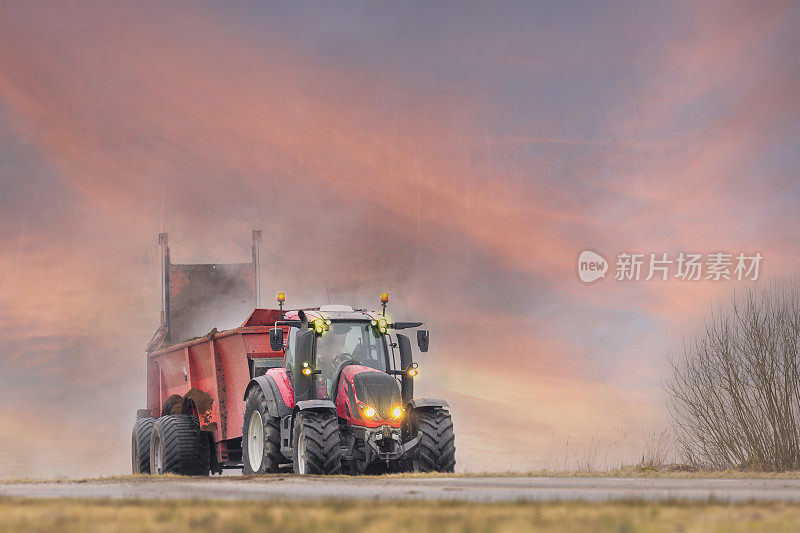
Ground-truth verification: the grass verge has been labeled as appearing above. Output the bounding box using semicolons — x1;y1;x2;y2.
1;498;800;532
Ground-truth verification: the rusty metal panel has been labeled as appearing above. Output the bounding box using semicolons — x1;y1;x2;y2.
242;332;274;357
241;308;282;327
186;342;222;436
213;334;251;441
146;358;160;417
212;340;228;440
154;350;189;408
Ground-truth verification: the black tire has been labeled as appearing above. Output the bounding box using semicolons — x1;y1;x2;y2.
346;436;369;475
150;415;210;476
242;387;281;474
413;407;456;472
292;411;342;475
131;417;155;474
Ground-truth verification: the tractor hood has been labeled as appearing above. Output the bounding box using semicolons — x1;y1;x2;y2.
336;365;402;427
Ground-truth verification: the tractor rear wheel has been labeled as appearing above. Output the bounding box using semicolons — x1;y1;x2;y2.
292;411;342;475
413;407;456;472
149;415;210;476
131;417;155;474
242;387;281;474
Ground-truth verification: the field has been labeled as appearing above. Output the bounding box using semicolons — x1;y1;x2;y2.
2;498;800;532
5;471;800;531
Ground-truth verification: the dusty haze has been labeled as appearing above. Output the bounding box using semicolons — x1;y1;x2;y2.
1;1;799;477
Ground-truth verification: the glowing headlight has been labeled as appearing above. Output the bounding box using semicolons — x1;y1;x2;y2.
301;362;313;376
314;319;325;334
363;405;379;420
391;406;404;420
407;367;418;377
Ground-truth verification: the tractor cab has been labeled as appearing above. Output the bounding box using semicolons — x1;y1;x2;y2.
272;306;408;421
280;307;390;400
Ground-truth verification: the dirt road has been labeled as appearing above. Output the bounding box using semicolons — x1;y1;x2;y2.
3;476;800;502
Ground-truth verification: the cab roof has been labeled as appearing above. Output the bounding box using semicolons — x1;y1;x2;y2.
285;307;380;323
242;307;382;328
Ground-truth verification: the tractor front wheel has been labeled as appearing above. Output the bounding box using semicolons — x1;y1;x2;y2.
292;411;342;475
413;407;456;472
149;415;210;476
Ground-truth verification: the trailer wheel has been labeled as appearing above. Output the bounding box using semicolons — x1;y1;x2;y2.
131;417;155;474
413;407;456;472
149;415;210;476
242;387;281;474
292;411;342;475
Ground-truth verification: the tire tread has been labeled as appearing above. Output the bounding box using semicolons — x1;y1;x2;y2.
150;415;210;476
132;417;155;474
242;387;281;474
293;411;342;474
415;408;456;472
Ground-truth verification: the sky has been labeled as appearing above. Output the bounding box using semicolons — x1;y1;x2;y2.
1;0;799;477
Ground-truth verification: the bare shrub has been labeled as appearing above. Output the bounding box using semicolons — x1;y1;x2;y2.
665;282;800;471
637;429;672;470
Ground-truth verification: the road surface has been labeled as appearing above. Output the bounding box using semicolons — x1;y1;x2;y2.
2;476;800;503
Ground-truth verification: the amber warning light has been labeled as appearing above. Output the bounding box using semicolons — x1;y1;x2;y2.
277;291;286;313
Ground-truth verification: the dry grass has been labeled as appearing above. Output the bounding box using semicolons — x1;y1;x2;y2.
0;498;799;532
379;468;800;479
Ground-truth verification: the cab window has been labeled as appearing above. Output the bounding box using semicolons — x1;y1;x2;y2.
284;327;297;373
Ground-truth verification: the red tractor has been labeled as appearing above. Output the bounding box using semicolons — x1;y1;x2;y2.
132;233;455;475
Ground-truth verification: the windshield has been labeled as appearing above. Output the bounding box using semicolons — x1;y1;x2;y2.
315;322;387;396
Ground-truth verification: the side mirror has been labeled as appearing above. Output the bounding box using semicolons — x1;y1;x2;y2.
417;329;429;352
269;327;284;352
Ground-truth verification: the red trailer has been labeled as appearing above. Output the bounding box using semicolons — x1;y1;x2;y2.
132;233;455;475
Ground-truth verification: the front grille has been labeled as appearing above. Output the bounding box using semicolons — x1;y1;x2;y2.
352;371;401;419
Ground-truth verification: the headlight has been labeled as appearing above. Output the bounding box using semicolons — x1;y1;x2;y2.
391;406;404;420
314;319;325;334
362;405;379;420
